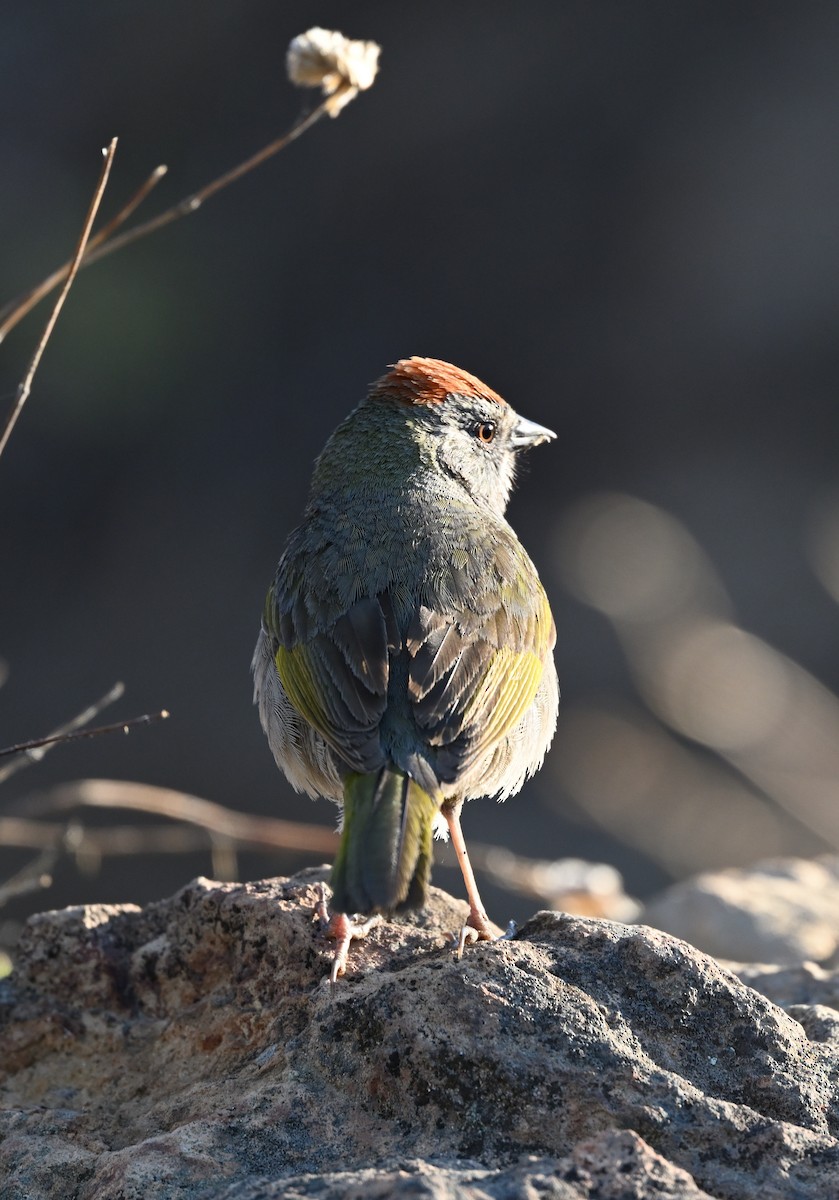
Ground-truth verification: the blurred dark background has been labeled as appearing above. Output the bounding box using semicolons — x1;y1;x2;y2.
3;2;839;940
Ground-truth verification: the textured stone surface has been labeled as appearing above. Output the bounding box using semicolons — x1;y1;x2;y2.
2;869;839;1199
205;1130;714;1198
643;856;839;965
730;960;839;1013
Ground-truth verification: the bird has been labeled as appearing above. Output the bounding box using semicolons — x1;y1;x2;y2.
252;356;559;978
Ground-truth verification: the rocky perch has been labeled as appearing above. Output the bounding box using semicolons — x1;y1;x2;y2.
2;868;839;1199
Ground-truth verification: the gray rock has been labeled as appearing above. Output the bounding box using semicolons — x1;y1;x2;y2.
209;1131;713;1198
642;856;839;965
1;869;838;1199
730;960;839;1012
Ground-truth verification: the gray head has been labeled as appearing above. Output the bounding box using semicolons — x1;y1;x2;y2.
366;357;556;515
311;357;555;516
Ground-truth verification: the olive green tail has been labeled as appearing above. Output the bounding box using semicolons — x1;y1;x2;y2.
330;766;440;915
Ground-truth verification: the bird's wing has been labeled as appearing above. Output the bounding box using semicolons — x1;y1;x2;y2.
263;585;394;774
263;531;555;787
405;564;556;784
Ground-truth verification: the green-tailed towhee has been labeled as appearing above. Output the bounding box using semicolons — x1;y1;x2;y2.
252;357;559;976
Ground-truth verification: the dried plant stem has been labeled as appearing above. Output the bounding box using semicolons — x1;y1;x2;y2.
0;165;167;340
0;781;339;903
0;846;57;909
0;681;126;786
1;786;621;914
26;777;338;855
0;708;169;761
82;98;333;266
0;138;118;459
0;816;221;861
0;97;333;346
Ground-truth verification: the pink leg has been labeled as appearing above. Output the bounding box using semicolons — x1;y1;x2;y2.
443;803;504;957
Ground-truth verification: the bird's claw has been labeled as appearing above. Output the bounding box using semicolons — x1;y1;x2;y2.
326;912;383;982
452;914;517;960
454;923;483;957
315;886;382;982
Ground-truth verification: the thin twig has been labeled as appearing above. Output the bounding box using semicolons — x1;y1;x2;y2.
0;681;126;786
24;778;339;854
80;100;332;267
0;794;633;915
0;816;211;855
0;137;118;458
0;846;57;909
0;709;169;761
0;780;339;906
0;97;333;345
0;805;637;917
0;164;167;341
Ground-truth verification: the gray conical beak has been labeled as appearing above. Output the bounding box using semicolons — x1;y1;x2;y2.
511;415;556;449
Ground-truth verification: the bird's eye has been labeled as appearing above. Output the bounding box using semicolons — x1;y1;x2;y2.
474;421;497;444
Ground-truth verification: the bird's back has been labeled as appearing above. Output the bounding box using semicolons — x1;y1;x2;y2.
260;479;557;804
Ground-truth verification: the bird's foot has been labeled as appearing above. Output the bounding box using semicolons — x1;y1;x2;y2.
315;885;382;982
453;912;517;960
325;911;384;982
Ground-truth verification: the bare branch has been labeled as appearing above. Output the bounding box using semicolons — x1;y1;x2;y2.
78;99;333;267
0;816;218;856
0;792;635;916
0;846;56;909
0;164;167;341
0;779;339;905
24;778;338;854
0;138;118;456
0;137;118;458
0;708;169;761
0;682;125;785
0;96;335;344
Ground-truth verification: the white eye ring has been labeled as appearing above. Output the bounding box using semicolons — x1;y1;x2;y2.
475;421;496;444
